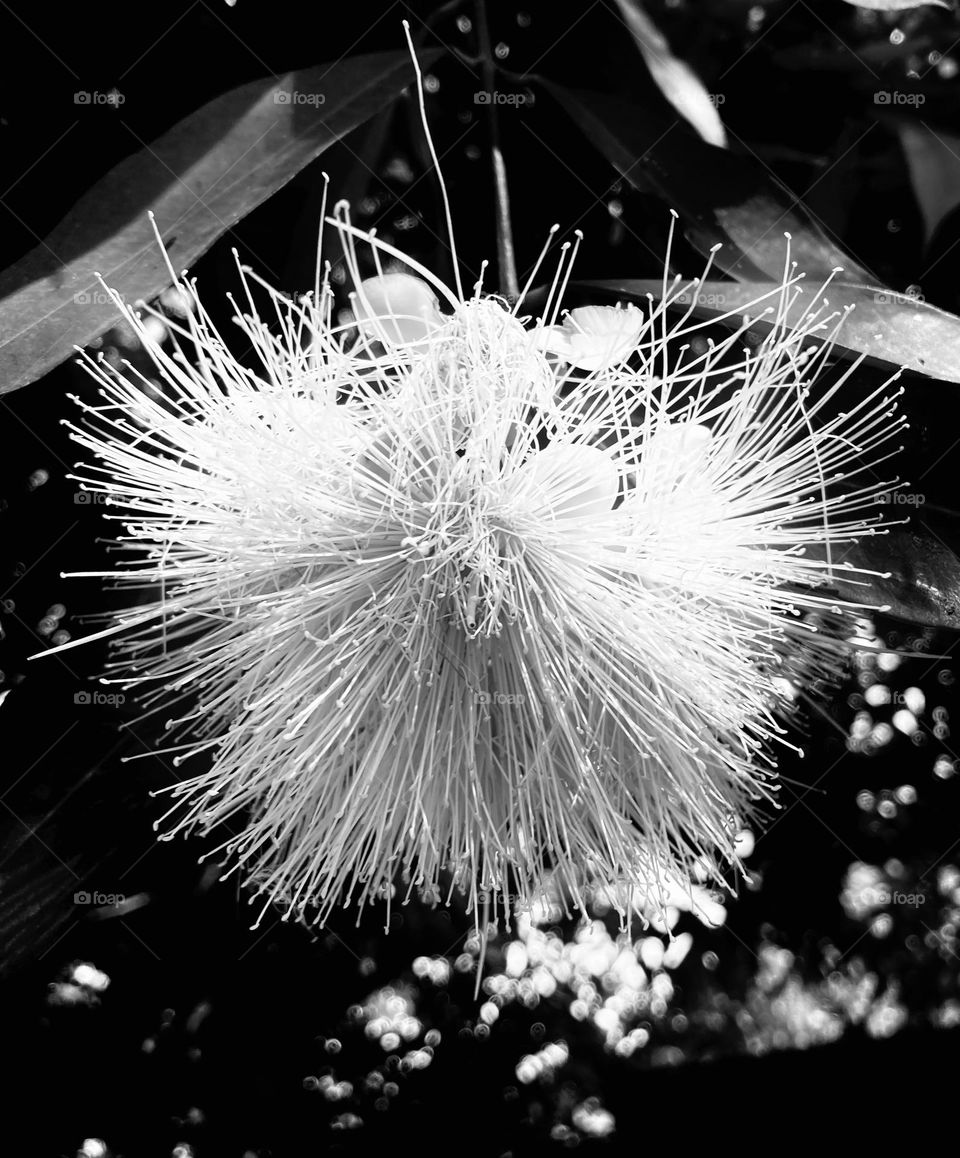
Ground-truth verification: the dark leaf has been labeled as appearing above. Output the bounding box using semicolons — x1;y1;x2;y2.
896;120;960;248
822;514;960;630
546;82;874;284
581;278;960;382
0;739;155;976
841;0;950;10
0;50;440;395
283;102;398;288
611;0;727;148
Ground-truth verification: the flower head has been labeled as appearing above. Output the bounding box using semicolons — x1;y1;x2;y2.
58;206;904;930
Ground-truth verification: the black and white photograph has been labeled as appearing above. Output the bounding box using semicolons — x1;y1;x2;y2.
2;1;960;1153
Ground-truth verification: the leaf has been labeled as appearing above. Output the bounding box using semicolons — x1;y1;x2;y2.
0;730;156;977
581;278;960;382
0;50;440;395
822;516;960;630
896;120;960;248
842;0;951;10
546;82;874;284
284;102;398;287
612;0;727;148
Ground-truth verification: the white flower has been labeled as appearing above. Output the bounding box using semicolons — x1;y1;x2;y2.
56;205;903;930
353;271;444;348
536;304;644;371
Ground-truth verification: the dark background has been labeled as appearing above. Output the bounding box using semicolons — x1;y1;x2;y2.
2;1;960;1153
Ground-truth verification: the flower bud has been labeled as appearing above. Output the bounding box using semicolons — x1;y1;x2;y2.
355;273;444;349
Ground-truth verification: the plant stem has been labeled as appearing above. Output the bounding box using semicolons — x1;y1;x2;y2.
475;0;519;301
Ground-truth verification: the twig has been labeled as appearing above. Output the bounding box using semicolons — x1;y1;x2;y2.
474;0;519;301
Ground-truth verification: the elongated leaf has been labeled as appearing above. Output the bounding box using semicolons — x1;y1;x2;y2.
581;278;960;382
0;50;439;395
547;82;873;284
822;517;960;630
612;0;727;148
897;120;960;248
842;0;950;10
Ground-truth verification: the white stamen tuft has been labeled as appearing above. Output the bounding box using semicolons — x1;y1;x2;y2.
51;214;905;932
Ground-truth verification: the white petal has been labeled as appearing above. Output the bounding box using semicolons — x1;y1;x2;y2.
530;324;571;360
355;273;444;348
560;305;643;371
509;443;620;523
640;421;712;491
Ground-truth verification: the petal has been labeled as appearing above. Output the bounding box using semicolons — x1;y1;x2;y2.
560;305;643;372
355;273;444;348
509;443;620;523
530;324;572;360
640;421;712;491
